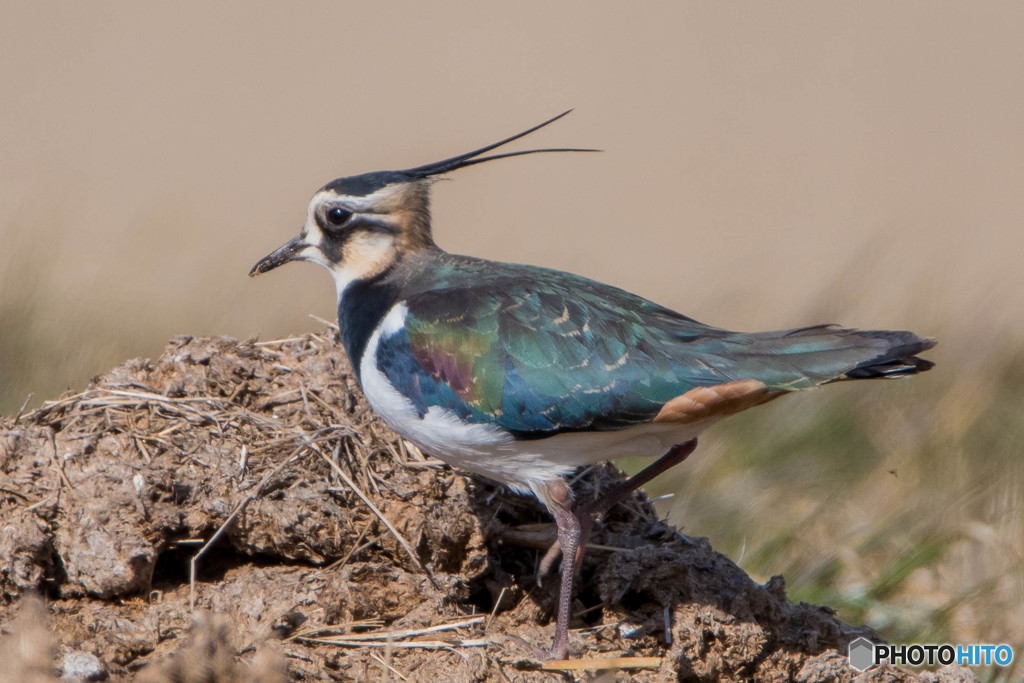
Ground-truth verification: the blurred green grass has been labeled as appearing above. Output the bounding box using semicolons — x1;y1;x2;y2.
646;347;1024;680
2;228;1021;680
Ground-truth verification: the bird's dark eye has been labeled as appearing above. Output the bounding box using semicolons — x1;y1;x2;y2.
325;207;352;227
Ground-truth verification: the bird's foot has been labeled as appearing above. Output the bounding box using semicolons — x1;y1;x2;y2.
549;632;571;662
493;633;554;663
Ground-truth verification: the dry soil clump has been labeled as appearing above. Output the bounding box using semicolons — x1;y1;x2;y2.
0;333;973;681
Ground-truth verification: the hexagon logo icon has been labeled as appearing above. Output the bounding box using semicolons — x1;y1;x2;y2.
848;637;875;671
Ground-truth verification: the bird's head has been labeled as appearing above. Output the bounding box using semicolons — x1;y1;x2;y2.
249;111;596;298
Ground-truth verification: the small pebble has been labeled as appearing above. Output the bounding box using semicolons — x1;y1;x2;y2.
618;622;643;638
62;651;107;681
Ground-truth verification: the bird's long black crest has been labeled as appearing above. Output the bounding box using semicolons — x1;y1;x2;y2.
323;111;598;197
402;110;599;179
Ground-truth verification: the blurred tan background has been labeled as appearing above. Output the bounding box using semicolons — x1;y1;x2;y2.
3;2;1022;415
3;1;1024;656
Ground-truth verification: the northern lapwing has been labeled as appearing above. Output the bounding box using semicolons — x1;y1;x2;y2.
250;111;936;658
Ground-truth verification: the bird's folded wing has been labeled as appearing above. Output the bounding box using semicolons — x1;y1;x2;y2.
374;282;745;438
373;268;933;438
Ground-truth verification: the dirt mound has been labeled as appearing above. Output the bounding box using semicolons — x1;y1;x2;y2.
0;333;974;681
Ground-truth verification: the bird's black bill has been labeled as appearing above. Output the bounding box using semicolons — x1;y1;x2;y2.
249;236;305;276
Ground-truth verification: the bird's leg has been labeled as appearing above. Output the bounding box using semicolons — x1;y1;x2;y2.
543;479;580;660
540;439;698;659
572;438;698;568
539;439;699;576
538;536;563;579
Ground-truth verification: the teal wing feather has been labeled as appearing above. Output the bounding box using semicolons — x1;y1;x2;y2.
374;258;935;437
